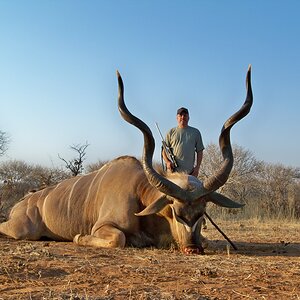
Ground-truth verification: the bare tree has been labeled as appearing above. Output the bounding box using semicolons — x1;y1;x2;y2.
59;142;89;176
199;143;262;219
256;163;299;218
0;130;9;156
199;143;261;200
200;143;300;220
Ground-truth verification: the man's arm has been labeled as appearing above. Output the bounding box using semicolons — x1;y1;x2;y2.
162;148;175;172
162;130;176;172
191;150;203;177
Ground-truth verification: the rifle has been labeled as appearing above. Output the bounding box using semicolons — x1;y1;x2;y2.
155;122;178;169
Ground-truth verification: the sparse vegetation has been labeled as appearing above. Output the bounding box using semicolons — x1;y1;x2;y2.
1;143;300;223
85;159;109;173
0;130;9;157
199;143;300;221
0;160;70;221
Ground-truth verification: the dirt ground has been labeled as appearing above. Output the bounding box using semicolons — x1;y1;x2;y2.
0;220;299;300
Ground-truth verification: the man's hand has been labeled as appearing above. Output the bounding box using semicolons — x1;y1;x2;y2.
166;160;175;172
190;167;199;177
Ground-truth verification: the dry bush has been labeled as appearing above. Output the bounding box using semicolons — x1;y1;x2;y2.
200;143;300;221
0;160;70;220
85;159;109;173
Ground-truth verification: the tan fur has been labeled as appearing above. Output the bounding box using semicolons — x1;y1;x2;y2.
0;156;208;251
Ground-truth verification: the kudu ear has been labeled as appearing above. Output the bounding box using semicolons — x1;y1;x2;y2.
135;196;172;217
208;192;245;208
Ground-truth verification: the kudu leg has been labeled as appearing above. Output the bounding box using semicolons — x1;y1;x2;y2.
73;223;126;248
0;218;41;240
0;206;44;240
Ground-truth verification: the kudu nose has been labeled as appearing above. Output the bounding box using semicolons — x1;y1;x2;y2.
183;244;204;255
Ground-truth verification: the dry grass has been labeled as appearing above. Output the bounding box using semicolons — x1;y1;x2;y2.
0;220;299;299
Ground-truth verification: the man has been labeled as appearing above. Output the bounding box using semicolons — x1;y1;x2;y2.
162;107;204;177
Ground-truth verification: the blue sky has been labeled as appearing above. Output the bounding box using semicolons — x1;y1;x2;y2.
1;1;300;169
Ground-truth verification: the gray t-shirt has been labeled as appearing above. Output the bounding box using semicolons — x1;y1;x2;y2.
165;126;204;173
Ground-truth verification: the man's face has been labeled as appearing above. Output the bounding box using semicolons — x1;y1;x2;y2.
176;112;189;128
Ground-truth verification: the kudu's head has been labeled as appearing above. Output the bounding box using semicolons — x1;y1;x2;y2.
117;66;253;254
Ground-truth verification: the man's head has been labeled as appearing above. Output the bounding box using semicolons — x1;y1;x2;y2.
177;107;190;128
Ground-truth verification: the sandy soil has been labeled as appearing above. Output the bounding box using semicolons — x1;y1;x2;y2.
0;220;299;300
